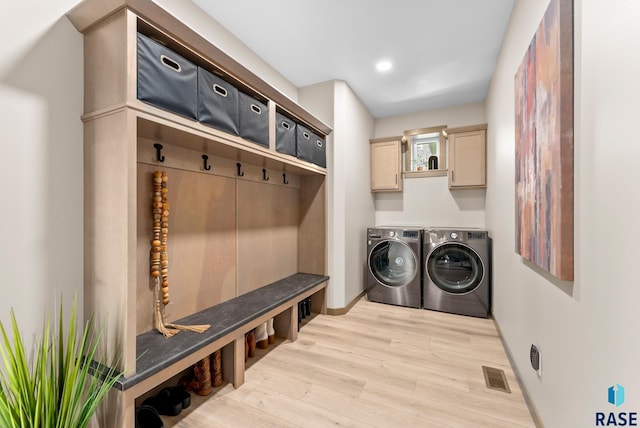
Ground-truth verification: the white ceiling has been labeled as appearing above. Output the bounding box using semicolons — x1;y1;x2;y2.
192;0;515;118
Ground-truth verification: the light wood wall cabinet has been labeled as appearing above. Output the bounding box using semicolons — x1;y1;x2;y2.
66;0;331;425
445;124;487;189
370;137;402;192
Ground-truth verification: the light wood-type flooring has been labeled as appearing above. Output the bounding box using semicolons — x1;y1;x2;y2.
163;298;535;427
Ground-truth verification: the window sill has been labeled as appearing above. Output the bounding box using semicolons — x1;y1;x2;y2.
403;170;447;179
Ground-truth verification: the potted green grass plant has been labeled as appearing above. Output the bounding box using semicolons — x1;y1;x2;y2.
0;298;121;428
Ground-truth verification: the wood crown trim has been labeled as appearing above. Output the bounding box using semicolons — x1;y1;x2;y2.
443;123;488;136
369;136;403;144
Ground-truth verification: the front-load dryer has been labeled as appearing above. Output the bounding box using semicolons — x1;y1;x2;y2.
366;227;422;309
423;228;491;318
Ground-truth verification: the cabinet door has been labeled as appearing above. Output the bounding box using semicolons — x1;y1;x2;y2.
449;130;486;189
370;140;402;191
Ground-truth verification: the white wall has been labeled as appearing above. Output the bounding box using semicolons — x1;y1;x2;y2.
154;0;299;102
374;102;486;228
336;82;376;305
0;0;83;340
374;102;486;137
486;0;640;425
300;81;376;308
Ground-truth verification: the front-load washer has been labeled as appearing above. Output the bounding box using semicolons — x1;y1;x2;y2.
366;227;422;309
423;228;491;318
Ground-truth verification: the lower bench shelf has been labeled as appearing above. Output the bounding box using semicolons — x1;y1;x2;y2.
111;272;328;428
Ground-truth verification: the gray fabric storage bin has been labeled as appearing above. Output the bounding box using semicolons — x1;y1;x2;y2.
197;67;239;135
137;33;198;120
275;112;296;156
297;124;326;168
238;92;269;148
311;132;326;168
296;123;314;164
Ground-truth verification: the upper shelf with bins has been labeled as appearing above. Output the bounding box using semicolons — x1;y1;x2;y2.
68;0;332;174
136;106;327;177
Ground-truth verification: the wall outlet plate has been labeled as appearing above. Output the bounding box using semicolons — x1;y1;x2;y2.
530;344;542;377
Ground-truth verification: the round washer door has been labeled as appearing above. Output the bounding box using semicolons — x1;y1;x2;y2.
426;243;484;294
369;240;418;287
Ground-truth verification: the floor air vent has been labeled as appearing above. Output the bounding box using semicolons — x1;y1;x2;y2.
482;366;511;393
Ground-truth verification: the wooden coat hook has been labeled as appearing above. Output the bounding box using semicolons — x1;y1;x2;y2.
236;163;244;177
202;154;211;171
262;169;269;181
154;143;165;163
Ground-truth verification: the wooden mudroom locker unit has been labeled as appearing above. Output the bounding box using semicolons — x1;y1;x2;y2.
66;0;332;426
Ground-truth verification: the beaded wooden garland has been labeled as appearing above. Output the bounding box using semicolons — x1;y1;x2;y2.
151;170;170;305
151;170;210;338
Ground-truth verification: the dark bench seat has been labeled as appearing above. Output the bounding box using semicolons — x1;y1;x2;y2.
113;272;328;422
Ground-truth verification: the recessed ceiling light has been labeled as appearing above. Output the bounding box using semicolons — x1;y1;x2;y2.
376;60;392;72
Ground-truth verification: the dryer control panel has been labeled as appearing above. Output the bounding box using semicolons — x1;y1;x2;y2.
403;230;420;239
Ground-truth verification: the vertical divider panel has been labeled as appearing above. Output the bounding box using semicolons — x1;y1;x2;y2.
84;108;137;376
268;100;276;151
298;175;327;276
83;9;129;115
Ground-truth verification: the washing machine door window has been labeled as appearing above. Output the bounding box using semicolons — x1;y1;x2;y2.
369;240;418;287
427;243;484;294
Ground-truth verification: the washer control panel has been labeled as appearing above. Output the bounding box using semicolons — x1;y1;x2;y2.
367;228;422;243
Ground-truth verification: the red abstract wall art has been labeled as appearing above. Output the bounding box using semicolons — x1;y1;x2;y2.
515;0;574;281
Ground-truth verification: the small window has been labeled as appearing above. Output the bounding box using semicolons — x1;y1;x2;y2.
410;132;440;172
404;125;446;175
